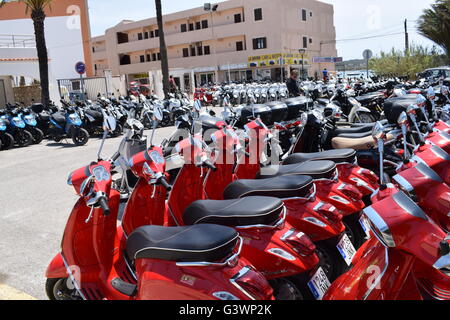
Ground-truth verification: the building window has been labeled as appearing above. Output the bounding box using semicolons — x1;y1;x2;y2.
146;54;151;62
150;31;154;38
152;53;157;61
303;36;308;48
236;41;244;51
196;21;201;30
309;38;313;44
310;11;313;17
144;32;149;39
189;23;194;31
234;13;242;23
253;37;267;50
191;47;196;56
197;46;203;56
302;9;307;21
254;8;262;21
181;24;187;32
204;45;211;55
154;29;159;37
140;55;145;63
92;47;95;53
201;20;208;29
138;33;143;40
157;52;161;60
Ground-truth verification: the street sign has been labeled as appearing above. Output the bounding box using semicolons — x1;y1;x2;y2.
363;50;373;60
75;61;86;75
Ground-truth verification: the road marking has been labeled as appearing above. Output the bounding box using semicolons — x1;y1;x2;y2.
0;284;37;300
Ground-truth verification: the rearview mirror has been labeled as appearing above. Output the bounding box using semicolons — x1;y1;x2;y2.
103;116;117;132
371;121;385;140
153;106;163;122
397;112;408;126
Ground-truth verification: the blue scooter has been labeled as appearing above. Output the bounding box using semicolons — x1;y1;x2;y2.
1;109;33;148
20;107;44;144
48;100;89;146
0;117;14;150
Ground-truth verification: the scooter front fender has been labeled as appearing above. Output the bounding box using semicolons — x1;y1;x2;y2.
46;253;67;279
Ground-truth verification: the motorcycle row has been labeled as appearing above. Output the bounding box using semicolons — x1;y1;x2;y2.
0;92;194;151
44;78;450;300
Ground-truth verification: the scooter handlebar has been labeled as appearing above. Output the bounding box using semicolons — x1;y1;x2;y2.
158;177;172;191
99;197;110;216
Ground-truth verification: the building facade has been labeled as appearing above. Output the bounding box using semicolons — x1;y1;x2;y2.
91;0;337;91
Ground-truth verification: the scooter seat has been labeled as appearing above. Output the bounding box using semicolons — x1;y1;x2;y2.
256;161;336;180
283;149;356;165
223;175;314;200
183;197;284;227
334;124;374;135
126;224;239;262
336;131;372;139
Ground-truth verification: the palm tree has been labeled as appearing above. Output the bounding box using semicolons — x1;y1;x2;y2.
0;0;52;105
155;0;170;98
417;0;450;63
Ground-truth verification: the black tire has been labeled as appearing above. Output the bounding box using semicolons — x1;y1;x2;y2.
0;133;14;150
45;278;80;300
269;278;304;300
29;127;44;144
72;128;89;146
16;130;33;147
111;123;123;137
315;240;347;282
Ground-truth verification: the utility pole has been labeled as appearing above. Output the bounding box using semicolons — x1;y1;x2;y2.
404;19;409;55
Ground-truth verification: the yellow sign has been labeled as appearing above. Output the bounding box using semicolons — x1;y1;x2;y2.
248;53;308;68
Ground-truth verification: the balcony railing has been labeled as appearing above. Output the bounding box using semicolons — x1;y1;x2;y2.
0;34;35;48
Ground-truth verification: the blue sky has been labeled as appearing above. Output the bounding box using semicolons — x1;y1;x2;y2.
87;0;438;60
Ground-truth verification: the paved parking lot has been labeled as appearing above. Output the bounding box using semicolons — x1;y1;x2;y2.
0;126;175;299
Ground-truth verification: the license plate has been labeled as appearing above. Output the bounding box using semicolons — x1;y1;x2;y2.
307;267;331;300
337;233;357;266
359;216;372;239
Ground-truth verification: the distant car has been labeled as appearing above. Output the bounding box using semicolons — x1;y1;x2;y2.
128;81;151;96
418;66;450;81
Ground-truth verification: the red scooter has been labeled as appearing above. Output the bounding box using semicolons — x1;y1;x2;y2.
324;191;450;300
45;115;274;301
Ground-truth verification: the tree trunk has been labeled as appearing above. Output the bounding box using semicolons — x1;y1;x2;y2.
31;9;50;106
155;0;170;99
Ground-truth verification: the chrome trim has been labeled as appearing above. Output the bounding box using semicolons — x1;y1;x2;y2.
235;207;287;230
350;177;376;193
392;174;414;193
433;252;450;273
230;266;256;300
176;237;243;267
303;217;328;228
363;206;396;247
61;253;87;300
267;248;296;261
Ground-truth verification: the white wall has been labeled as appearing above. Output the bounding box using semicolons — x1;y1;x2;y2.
0;15;85;80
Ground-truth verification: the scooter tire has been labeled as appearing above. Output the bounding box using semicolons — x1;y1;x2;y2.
343;214;367;250
315;240;347;282
0;133;14;150
30;127;44;144
45;278;79;300
16;130;33;147
72;128;90;146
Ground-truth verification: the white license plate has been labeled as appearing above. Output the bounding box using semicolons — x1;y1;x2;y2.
307;267;331;300
359;216;372;239
337;233;357;266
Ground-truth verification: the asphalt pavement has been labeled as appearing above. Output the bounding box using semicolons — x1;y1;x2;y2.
0;126;175;299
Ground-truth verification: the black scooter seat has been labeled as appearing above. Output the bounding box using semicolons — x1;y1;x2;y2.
223;175;314;200
283;149;356;165
183;197;284;227
126;224;238;262
334;124;374;135
336;131;373;139
256;161;336;180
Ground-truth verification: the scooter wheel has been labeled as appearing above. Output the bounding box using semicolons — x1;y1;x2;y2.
269;278;304;300
30;127;44;144
16;130;33;147
315;241;346;282
45;278;80;300
0;133;14;150
72;128;90;146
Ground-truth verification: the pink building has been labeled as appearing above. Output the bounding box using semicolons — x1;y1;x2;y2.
91;0;337;91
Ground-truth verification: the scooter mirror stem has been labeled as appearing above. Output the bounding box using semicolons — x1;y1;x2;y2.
377;138;385;186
